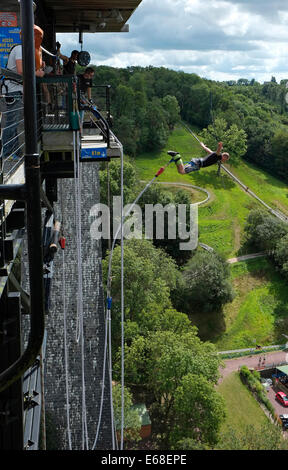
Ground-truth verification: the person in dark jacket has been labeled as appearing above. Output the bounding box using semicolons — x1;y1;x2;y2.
77;67;95;124
169;141;230;174
77;67;95;101
56;43;79;75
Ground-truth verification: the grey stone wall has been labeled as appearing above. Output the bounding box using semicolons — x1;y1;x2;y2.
43;163;113;450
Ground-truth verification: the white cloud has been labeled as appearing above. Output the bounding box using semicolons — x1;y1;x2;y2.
56;0;288;83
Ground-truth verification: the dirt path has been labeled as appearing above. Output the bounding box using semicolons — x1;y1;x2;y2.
149;180;211;206
227;252;267;264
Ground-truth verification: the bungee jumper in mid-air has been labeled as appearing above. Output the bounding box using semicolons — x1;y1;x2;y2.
168;141;230;174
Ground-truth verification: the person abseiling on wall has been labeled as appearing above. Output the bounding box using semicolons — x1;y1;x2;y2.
169;141;230;174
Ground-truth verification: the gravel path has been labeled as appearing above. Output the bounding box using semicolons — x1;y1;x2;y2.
143;180;211;206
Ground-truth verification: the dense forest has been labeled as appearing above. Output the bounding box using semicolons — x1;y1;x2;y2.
89;65;288;182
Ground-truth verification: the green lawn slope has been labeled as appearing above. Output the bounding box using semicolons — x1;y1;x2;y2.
186;257;288;349
134;124;288;258
133;125;288;350
217;371;269;448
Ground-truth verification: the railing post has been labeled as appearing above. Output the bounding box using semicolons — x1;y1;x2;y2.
0;0;45;392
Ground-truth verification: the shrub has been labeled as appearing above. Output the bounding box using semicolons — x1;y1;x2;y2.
239;366;275;417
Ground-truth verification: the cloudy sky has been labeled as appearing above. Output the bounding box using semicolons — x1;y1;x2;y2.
57;0;288;83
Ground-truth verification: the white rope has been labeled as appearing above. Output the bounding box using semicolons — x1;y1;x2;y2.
62;246;72;450
73;130;89;449
73;131;82;344
41;46;57;58
91;304;109;450
40;348;46;450
77;132;89;450
108;308;115;449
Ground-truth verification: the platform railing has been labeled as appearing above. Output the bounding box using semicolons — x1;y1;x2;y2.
0;91;25;181
38;75;75;131
91;84;112;124
0;0;45;394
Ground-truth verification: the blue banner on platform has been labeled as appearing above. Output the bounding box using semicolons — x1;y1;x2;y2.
81;147;107;160
0;27;21;68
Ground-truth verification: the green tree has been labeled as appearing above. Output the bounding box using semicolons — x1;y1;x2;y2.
274;234;288;278
244;209;288;254
98;159;138;256
243;116;274;171
137;185;192;265
128;72;146;94
171;373;226;447
218;422;288;450
161;95;180;130
237;78;249;86
113;384;141;443
113;116;138;157
179;251;234;312
172;438;209;450
271;129;288;181
114;84;135;118
200;118;247;161
145;330;222;398
102;239;180;341
182;82;211;128
141;99;169;151
143;330;224;447
148;308;192;336
99;159;137;206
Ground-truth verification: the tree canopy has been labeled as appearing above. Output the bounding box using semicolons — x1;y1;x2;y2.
177;250;235;312
90;64;288;182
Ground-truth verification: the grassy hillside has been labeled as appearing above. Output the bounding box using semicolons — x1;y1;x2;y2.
134;124;288;258
133;125;288;350
184;257;288;348
225;159;288;217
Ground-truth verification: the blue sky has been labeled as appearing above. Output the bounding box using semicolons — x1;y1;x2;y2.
57;0;288;83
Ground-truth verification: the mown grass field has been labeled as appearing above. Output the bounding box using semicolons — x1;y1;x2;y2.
217;371;269;447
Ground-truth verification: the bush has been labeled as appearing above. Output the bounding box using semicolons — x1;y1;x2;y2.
179;251;235;312
240;365;250;379
239;366;275;417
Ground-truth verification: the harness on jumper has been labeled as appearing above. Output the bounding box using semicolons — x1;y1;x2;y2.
184;159;202;173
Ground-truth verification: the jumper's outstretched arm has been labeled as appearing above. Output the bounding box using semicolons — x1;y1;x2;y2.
216;142;223;155
200;142;213;154
200;141;223;155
